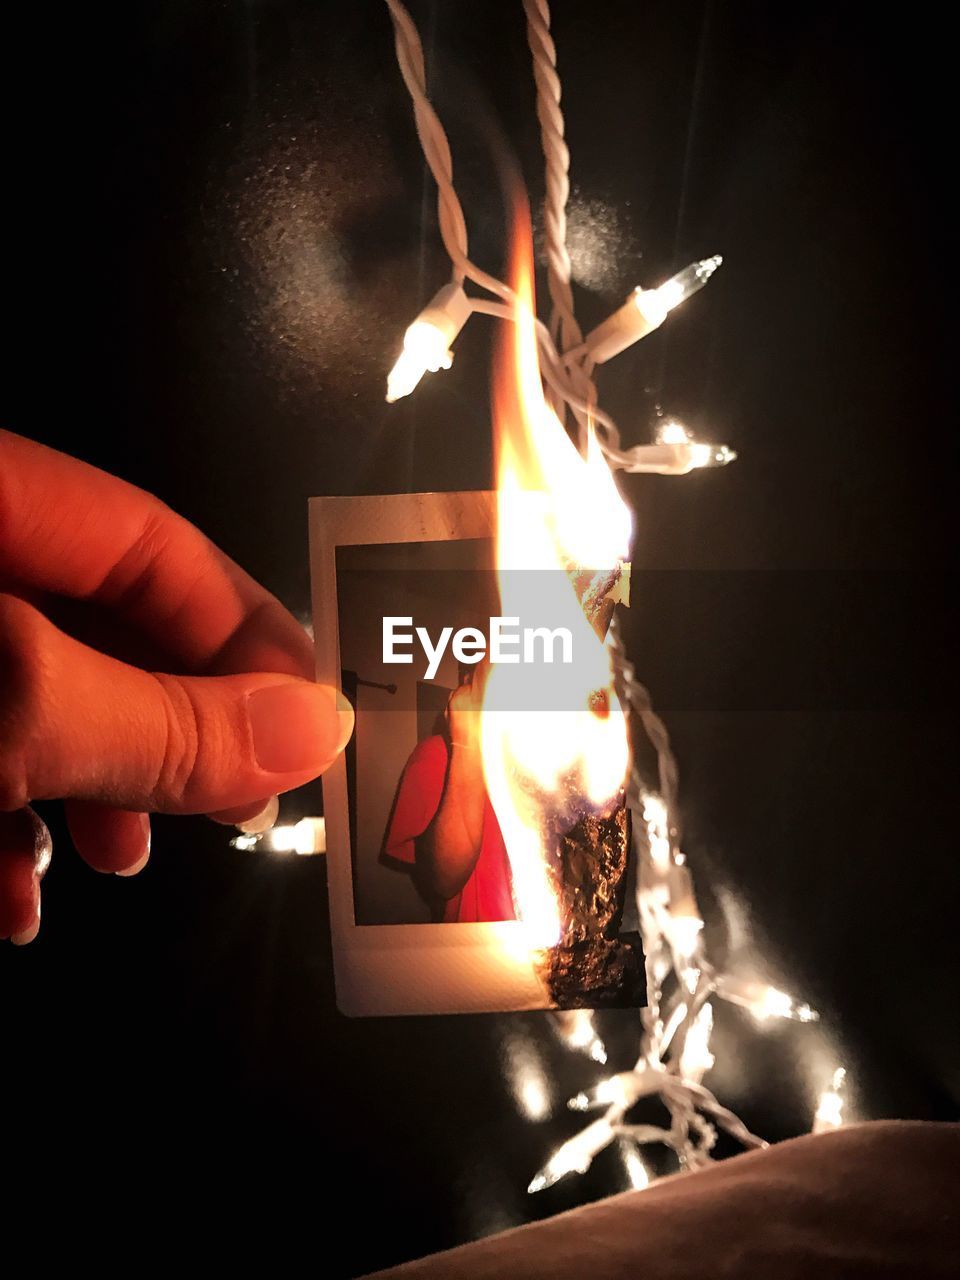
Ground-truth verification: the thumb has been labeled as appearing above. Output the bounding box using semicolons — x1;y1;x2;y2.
0;594;353;813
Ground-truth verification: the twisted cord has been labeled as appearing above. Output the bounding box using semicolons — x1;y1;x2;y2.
383;0;654;470
384;0;508;299
602;619;766;1172
521;0;581;354
610;618;681;846
522;0;600;441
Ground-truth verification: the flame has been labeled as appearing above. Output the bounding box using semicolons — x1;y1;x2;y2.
481;204;632;950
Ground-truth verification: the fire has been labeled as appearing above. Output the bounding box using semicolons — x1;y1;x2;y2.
480;204;632;950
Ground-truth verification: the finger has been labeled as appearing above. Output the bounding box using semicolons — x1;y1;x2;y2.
64;801;151;875
1;594;354;814
0;808;50;943
0;431;313;679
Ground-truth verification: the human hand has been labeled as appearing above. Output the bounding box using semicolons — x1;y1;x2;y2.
0;431;353;943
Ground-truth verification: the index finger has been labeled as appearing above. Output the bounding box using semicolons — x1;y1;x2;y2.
0;431;313;678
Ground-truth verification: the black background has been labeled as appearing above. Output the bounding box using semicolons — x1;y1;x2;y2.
2;2;956;1273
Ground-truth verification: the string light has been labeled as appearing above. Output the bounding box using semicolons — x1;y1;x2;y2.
715;975;819;1025
641;793;672;871
568;1074;642;1112
619;1139;651;1189
583;256;722;364
230;817;326;856
528;1118;616;1193
611;417;736;476
663;863;705;961
625;442;737;475
382;0;734;473
659;999;692;1055
651;256;723;314
385;283;471;402
679;1002;715;1082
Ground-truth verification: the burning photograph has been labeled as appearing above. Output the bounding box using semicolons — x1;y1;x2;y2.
310;202;645;1015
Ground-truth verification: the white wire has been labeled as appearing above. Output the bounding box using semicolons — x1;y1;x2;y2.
521;0;601;443
468;298;619;447
522;0;580;350
383;0;507;300
382;0;661;472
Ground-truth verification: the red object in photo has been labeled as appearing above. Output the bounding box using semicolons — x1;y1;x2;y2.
383;736;516;924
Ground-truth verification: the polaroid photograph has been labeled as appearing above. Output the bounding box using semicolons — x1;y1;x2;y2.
310;491;645;1017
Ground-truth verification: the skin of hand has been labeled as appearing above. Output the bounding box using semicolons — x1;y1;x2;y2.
0;431;354;944
415;665;488;902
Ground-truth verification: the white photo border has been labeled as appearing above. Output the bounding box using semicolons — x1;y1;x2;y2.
310;491;552;1016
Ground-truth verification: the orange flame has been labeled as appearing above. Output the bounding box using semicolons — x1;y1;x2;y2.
481;202;632;950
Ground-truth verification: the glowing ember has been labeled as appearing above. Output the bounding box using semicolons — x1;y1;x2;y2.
480;204;632;954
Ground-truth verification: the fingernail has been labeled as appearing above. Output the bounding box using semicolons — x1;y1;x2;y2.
247;683;354;774
235;795;279;835
116;814;151;877
26;806;53;880
116;851;150;877
11;903;40;947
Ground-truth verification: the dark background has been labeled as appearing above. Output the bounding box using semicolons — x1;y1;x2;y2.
2;1;955;1273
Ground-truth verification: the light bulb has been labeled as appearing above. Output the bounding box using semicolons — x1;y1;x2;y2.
644;255;723;323
386;320;453;402
528;1119;614;1193
620;1141;651;1190
716;975;819;1024
229;817;326;856
679;1002;715;1082
585;255;722;364
641;793;672;870
566;1075;634;1111
626;419;737;476
656;419;693;445
666;913;704;961
665;862;704;960
385;282;471;402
